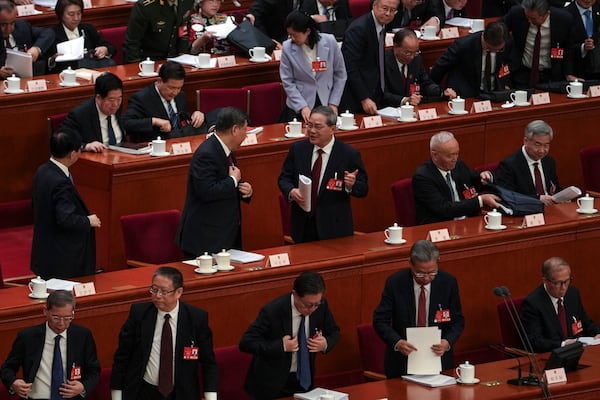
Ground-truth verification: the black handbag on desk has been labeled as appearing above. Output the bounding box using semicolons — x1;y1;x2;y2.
227;20;276;58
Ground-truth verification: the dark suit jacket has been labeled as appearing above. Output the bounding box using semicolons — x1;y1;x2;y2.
31;161;96;279
564;2;600;79
239;293;340;399
430;31;518;98
383;49;444;106
340;12;384;113
248;0;294;42
122;84;193;142
278;137;368;243
1;323;100;397
5;20;55;75
176;134;251;255
521;285;600;352
436;0;466;27
389;0;444;31
49;23;116;73
61;97;125;146
110;301;218;400
299;0;353;40
503;5;573;86
496;149;560;198
373;269;464;378
412;159;486;225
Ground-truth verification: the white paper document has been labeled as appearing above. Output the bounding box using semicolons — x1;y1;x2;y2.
406;326;442;374
298;174;312;212
6;49;33;78
207;16;237;39
377;106;401;119
55;36;85;62
402;374;457;387
551;185;582;203
226;249;265;263
46;278;79;291
444;17;473;27
34;0;57;7
293;387;348;400
578;336;600;346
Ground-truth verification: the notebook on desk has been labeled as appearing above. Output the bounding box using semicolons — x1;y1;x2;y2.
6;49;33;78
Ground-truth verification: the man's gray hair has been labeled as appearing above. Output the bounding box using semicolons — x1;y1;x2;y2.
524;120;553;140
430;131;455;150
521;0;550;16
409;240;440;265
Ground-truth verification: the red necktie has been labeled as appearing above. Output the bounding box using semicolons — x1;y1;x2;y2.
557;299;568;339
529;26;541;87
159;314;173;397
533;162;545;196
417;285;427;327
310;149;323;214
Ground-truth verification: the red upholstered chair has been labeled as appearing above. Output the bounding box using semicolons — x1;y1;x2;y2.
243;82;285;126
475;161;500;177
214;345;253;400
0;380;10;400
87;368;112;400
390;177;416;227
48;113;68;135
580;145;600;196
496;297;526;350
196;88;249;115
120;209;184;268
278;193;294;244
465;0;482;18
98;26;127;65
356;324;386;381
349;0;371;17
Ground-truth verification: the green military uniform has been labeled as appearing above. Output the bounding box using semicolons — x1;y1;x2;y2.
123;0;195;64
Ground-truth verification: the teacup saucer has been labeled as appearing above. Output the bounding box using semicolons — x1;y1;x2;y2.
501;102;515;109
514;101;530;107
217;264;235;271
398;116;417;122
448;109;469;115
59;81;80;87
29;292;50;299
249;55;272;63
4;88;24;94
567;93;587;99
384;238;407;245
150;151;171;157
485;224;507;230
138;72;159;77
285;132;305;138
576;208;598;214
468;29;483;33
194;267;217;275
338;125;359;131
457;378;480;385
421;36;440;41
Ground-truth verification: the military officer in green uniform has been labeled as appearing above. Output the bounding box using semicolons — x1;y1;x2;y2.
123;0;195;64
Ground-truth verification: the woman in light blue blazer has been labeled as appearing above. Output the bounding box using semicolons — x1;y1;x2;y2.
279;11;347;122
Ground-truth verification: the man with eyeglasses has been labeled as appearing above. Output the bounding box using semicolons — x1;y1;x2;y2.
373;240;464;378
1;290;100;399
430;21;518;98
497;120;561;206
110;266;218;400
278;105;368;243
383;28;456;107
521;256;600;353
389;0;443;32
240;271;340;399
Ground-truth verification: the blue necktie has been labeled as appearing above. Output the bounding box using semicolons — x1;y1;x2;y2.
107;116;117;145
585;9;593;38
296;316;311;390
446;172;456;201
167;101;178;130
51;335;64;400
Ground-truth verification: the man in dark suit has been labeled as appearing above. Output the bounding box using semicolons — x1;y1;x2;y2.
123;61;206;143
278;106;368;243
111;266;218;400
412;131;500;225
31;130;101;279
1;290;100;399
300;0;353;40
564;0;600;81
176;107;253;257
430;21;518;98
503;0;574;88
62;72;125;152
373;240;464;378
0;0;55;76
240;271;340;400
246;0;296;43
389;0;443;32
521;257;600;353
497;119;561;206
437;0;467;26
383;29;456;106
340;0;400;114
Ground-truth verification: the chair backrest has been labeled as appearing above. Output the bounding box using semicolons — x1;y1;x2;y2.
87;367;112;400
356;323;386;377
349;0;371;18
390;177;416;227
496;297;526;350
214;345;253;400
580;145;600;193
242;82;285;126
98;26;127;65
475;161;500;177
0;199;33;229
120;209;184;264
196;88;249;115
48;113;68;136
465;0;482;18
278;192;292;238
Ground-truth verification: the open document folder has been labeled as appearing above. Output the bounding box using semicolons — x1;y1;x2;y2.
56;36;85;62
406;326;442;374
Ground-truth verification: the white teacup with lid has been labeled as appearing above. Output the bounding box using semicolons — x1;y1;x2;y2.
150;136;167;155
484;208;502;229
448;96;465;113
577;193;595;212
196;252;213;273
384;223;404;243
340;110;355;129
29;276;47;298
216;249;231;270
567;80;583;97
139;57;155;75
285;118;302;136
3;74;21;92
60;67;77;85
456;361;476;383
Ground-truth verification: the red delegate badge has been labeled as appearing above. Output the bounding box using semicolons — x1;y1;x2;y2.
70;365;82;380
434;309;451;323
312;59;327;72
184;346;199;360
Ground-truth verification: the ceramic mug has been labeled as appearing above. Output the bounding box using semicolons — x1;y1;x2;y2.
216;249;231;270
510;90;528;104
150;137;166;155
448;96;465;113
340;111;355;129
3;74;20;91
28;276;47;298
384;223;403;243
421;25;437;39
577;194;594;212
139;57;155;75
400;104;414;120
285;118;302;135
196;252;213;272
60;67;77;85
456;361;475;383
484;209;502;228
249;46;266;60
566;80;583;97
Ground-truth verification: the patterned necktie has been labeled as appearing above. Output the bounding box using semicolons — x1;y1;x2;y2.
158;314;173;397
446;172;456;201
310;149;323;214
417;285;427;327
325;7;334;20
297;315;311;390
529;26;541;88
51;335;63;400
484;51;492;92
584;9;593;38
533;162;545;196
4;36;12;49
107;116;117;145
557;298;568;338
446;9;454;20
167;101;178;130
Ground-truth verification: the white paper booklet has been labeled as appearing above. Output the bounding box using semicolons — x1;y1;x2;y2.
402;374;457;387
377;106;402;119
551;185;582;203
444;17;473;27
56;36;85;62
406;326;442;374
298;174;312;212
46;278;79;291
294;388;348;400
227;249;265;263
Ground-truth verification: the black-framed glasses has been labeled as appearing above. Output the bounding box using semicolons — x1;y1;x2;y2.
50;313;74;323
298;298;323;310
149;286;178;296
413;270;438;279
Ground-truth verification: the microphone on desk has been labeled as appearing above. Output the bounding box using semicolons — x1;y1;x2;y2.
493;286;552;399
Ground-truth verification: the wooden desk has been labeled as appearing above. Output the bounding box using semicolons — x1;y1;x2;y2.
71;93;600;269
0;203;598;383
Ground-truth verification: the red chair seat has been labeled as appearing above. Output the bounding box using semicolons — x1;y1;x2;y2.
390;178;416;227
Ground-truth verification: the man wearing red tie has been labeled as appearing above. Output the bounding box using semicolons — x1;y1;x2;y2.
373;240;464;378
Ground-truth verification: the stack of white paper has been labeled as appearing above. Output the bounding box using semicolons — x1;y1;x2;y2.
377;107;401;119
402;374;457;387
551;185;582;202
298;174;312;212
46;278;79;291
444;17;473;27
406;326;442;374
227;249;265;263
293;388;348;400
55;36;85;62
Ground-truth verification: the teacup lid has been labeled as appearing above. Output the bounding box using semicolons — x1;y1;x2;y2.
290;118;301;124
199;252;212;260
488;208;501;215
217;248;229;256
32;276;45;283
153;136;165;143
389;222;402;229
461;361;472;366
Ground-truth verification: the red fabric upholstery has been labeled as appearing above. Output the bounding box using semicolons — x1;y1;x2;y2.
356;324;386;378
214;345;252;400
48;113;68;135
390;177;416;227
496;297;525;350
242;82;285;126
0;199;32;229
475;161;500;177
0;380;10;400
88;367;112;400
580;145;600;193
465;0;482;18
196;88;249;115
120;209;184;264
98;26;127;65
278;192;292;238
349;0;371;17
0;225;33;279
